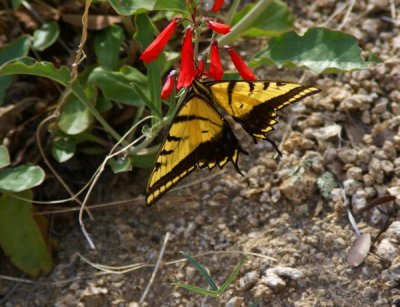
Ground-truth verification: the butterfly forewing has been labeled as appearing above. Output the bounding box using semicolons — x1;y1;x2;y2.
146;94;244;206
206;81;321;140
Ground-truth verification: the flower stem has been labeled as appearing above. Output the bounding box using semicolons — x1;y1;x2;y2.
218;0;273;45
226;0;241;25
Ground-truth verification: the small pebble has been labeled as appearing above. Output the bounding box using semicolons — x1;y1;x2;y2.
343;179;362;195
225;296;244;307
239;271;259;290
376;239;399;262
267;267;303;280
261;272;286;291
338;148;358;164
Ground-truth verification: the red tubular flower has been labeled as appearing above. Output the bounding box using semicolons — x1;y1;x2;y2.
161;71;176;100
140;18;180;64
177;28;196;89
226;46;256;80
207;21;231;35
197;56;205;76
207;41;223;80
211;0;224;12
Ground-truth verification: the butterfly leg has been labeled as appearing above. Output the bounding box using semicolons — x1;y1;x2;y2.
266;138;282;157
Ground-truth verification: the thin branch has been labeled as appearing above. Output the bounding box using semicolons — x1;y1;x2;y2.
35;115;87;210
390;0;397;19
338;0;356;30
139;232;170;303
78;116;157;249
318;1;349;28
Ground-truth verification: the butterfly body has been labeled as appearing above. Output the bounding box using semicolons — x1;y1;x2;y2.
146;79;320;206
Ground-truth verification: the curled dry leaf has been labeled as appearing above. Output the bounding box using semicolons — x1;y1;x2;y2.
62;15;121;30
347;233;371;267
359;195;396;213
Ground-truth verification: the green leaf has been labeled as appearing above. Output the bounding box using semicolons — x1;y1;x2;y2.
0;76;12;104
0;191;52;277
94;25;125;69
154;0;187;12
251;27;375;73
231;0;294;37
96;96;113;113
135;14;163;117
58;91;93;135
180;251;219;291
131;151;157;168
0;36;31;65
0;145;10;169
0;36;31;104
88;66;145;106
51;137;76;163
12;0;23;10
0;57;122;142
109;0;156;15
109;157;132;173
120;65;148;86
217;257;246;295
0;57;70;83
0;164;45;192
173;282;219;298
32;22;60;51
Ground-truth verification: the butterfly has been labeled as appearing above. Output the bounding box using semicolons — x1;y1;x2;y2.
145;79;320;205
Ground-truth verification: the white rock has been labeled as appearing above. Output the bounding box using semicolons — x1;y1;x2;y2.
388;187;400;200
225;296;244;307
346;167;363;180
352;189;367;212
343;179;362;195
376;239;399;261
261;272;286;290
267;266;303;280
239;271;259;290
387;221;400;243
338;148;358;164
312;124;342;141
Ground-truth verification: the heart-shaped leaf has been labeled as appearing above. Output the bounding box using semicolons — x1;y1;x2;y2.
251;28;379;73
0;164;45;192
0;191;52;277
0;145;10;169
32;22;60;51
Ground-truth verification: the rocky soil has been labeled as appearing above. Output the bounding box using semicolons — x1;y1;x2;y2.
1;0;400;306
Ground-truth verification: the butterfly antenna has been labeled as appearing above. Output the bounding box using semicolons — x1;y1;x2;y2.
232;161;250;186
267;138;282;157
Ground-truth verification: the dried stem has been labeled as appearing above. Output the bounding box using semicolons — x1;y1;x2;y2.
139;232;170;303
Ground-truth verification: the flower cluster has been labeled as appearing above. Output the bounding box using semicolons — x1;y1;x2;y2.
139;0;257;99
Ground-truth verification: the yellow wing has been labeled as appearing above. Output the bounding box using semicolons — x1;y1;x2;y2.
203;80;321;141
146;93;245;206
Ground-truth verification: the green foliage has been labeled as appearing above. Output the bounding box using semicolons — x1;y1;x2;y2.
94;25;125;69
231;0;294;37
32;22;60;51
51;137;77;163
109;0;186;15
0;145;10;169
0;35;30;104
0;165;45;192
58;93;94;135
88;67;146;106
173;252;246;298
251;27;378;73
0;191;52;277
0;0;377;277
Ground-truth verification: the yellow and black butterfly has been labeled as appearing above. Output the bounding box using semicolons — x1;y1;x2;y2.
146;79;320;205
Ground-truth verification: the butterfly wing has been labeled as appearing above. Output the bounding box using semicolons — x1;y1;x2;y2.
205;81;321;140
146;94;245;206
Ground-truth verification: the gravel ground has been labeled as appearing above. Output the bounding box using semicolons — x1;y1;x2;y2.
1;0;400;305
